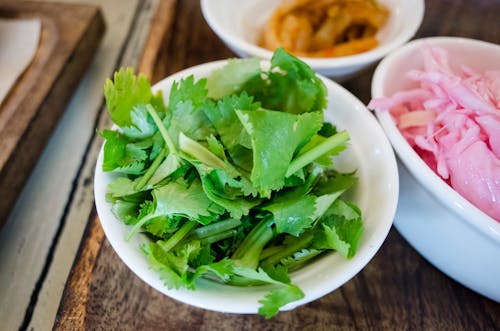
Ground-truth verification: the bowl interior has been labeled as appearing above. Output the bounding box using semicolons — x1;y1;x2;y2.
201;0;424;68
372;37;500;244
95;61;399;314
380;38;500;96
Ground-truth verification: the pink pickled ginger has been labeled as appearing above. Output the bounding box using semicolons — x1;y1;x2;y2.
369;45;500;222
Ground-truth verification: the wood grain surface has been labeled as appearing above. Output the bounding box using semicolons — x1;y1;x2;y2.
0;1;105;226
54;0;500;330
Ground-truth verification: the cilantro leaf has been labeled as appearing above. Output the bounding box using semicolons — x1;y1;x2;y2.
263;191;316;236
107;177;140;198
169;75;208;108
232;266;304;319
279;248;322;271
313;200;363;258
241;48;327;114
166;76;215;145
189;258;234;285
202;92;259;150
101;130;149;174
231;266;276;284
236;108;323;193
111;199;140;225
143;215;181;238
151;178;224;220
313;170;358;196
104;67;155;127
206;135;226;160
206;57;261;99
262;264;291;284
142;242;185;289
197;167;261;219
258;285;304;319
121;105;157;139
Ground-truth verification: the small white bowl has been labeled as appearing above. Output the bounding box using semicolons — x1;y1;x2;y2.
372;37;500;302
201;0;424;81
95;60;399;314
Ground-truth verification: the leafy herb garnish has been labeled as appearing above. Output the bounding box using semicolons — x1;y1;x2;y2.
101;48;363;318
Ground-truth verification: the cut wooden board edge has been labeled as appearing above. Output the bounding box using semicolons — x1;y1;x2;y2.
52;211;105;331
0;3;106;226
0;10;56;126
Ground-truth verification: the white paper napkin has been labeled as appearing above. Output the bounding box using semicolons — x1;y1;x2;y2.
0;18;41;105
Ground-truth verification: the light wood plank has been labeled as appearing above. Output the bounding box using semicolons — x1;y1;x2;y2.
27;0;162;329
0;1;140;330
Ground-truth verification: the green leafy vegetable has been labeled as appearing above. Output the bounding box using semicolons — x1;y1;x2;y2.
241;48;327;114
101;49;363;318
104;67;154;127
237;108;323;193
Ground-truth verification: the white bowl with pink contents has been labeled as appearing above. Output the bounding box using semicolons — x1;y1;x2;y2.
370;37;500;302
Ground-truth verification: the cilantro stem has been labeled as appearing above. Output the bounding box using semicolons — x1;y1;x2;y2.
146;104;177;154
286;130;350;177
127;215;153;241
200;229;238;245
191;218;241;239
158;220;198;252
260;232;314;267
179;132;225;169
135;148;167;191
284;249;323;272
232;216;274;269
259;245;284;260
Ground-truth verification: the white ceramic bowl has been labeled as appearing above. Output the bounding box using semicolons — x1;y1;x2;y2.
372;37;500;302
95;60;399;314
201;0;424;81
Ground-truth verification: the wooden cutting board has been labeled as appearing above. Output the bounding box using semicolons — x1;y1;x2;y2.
53;0;500;330
0;1;105;226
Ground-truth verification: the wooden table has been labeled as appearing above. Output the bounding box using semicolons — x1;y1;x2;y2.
48;0;499;329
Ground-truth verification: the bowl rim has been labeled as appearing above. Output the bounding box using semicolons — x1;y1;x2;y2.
95;59;400;313
372;36;500;245
200;0;425;69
